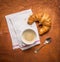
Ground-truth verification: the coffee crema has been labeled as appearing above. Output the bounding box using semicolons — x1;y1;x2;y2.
22;29;36;42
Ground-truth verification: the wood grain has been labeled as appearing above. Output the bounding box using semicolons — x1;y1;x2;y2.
0;0;60;62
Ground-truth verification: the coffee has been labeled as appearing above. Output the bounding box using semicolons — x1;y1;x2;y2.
22;29;36;43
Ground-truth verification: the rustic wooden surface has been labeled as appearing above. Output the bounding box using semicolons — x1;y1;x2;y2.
0;0;60;62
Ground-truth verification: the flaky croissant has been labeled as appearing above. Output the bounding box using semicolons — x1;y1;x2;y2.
28;13;51;35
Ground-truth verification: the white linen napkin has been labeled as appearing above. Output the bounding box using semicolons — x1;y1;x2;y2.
5;9;40;50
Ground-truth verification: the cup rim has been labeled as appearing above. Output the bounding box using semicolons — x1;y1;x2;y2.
21;29;37;45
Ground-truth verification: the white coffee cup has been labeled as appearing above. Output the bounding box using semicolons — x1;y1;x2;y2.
21;29;37;45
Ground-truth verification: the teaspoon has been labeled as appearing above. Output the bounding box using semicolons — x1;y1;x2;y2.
34;37;51;53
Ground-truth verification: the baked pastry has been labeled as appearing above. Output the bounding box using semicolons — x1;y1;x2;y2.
28;13;51;35
28;13;43;24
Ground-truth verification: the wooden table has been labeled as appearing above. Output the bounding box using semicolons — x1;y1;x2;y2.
0;0;60;62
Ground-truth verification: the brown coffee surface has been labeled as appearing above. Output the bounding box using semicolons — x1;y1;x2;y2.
22;29;36;42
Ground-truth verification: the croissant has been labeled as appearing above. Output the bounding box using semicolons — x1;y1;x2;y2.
28;13;51;35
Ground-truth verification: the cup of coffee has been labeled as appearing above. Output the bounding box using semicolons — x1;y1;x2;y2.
21;29;36;45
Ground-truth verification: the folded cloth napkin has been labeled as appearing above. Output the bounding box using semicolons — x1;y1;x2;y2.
5;9;40;50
